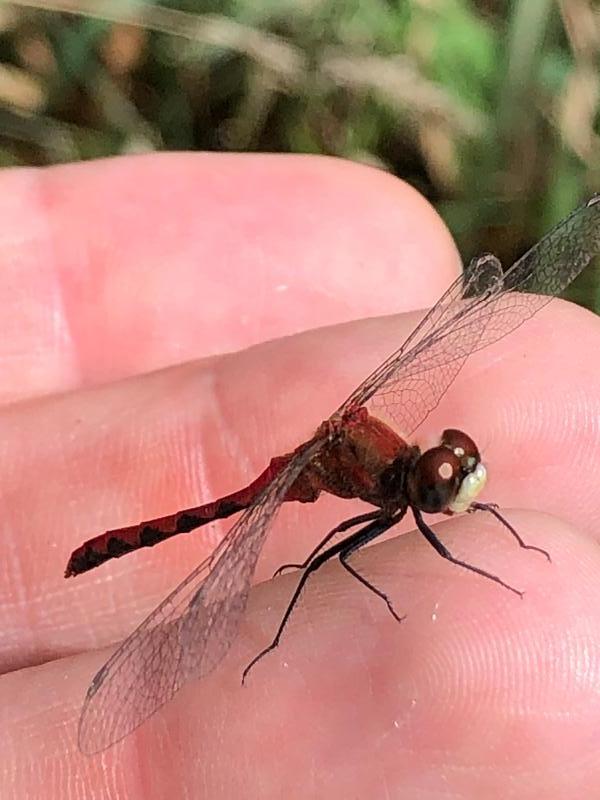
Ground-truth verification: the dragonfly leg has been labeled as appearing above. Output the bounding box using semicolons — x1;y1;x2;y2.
469;502;551;562
242;510;404;685
413;508;524;597
338;552;405;623
272;510;381;577
242;553;321;685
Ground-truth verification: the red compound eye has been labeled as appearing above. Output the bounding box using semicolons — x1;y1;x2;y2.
407;446;461;513
441;429;480;470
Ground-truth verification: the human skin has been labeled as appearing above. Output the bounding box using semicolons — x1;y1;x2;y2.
1;153;600;799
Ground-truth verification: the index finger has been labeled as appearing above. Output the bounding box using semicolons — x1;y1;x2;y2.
0;153;459;403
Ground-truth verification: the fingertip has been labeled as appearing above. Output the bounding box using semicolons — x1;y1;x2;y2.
0;153;461;399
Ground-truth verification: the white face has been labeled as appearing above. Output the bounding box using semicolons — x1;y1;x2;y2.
448;462;487;513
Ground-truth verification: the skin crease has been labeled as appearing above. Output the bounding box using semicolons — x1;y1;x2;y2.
1;154;600;799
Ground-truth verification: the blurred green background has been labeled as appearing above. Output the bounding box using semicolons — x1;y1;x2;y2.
0;0;598;308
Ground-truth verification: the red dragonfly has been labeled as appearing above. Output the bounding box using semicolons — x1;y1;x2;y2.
68;196;600;754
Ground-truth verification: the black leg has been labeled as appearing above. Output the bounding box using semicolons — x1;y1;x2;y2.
242;510;405;684
272;510;381;578
469;502;551;562
413;508;524;597
338;553;405;623
242;554;323;685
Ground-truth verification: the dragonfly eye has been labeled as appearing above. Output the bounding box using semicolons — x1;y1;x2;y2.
441;429;480;471
439;429;487;513
407;447;461;513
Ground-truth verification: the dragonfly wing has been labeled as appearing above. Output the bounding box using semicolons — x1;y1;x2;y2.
77;437;325;755
341;195;600;435
340;252;504;433
459;194;600;356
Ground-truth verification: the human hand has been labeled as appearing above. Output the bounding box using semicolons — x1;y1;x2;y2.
2;153;600;798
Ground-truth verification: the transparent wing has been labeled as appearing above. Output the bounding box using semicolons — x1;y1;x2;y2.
339;251;504;432
78;437;325;755
340;195;600;434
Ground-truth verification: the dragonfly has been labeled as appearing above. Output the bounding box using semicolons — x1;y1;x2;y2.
67;195;600;754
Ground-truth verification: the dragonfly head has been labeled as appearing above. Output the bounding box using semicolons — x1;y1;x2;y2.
407;429;486;514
